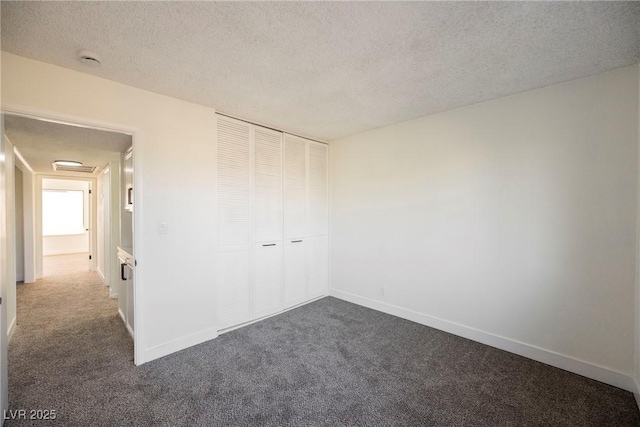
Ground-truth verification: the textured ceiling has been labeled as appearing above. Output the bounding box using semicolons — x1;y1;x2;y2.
1;2;639;141
4;115;132;176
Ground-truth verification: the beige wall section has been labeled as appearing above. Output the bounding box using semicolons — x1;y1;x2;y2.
331;65;640;377
1;51;218;363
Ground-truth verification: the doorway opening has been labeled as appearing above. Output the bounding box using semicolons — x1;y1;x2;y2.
1;111;139;411
42;178;92;277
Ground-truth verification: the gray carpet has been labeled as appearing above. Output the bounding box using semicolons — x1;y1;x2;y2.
8;254;640;426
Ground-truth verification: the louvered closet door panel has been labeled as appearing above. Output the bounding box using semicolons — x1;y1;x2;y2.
217;117;252;246
284;239;307;308
217;246;252;329
284;135;307;239
254;127;283;243
308;141;328;237
253;242;283;318
307;236;329;299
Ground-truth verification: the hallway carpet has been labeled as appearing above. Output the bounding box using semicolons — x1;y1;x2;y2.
8;254;640;426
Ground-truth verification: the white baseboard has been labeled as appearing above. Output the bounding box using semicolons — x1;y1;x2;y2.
139;295;325;365
331;289;635;392
218;294;326;335
143;326;219;364
7;316;16;343
125;322;134;339
97;269;106;285
109;292;118;299
633;377;640;410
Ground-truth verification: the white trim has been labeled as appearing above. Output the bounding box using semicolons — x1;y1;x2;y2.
7;318;16;344
15;273;24;283
125;322;134;339
109;292;118;300
330;289;636;392
144;327;219;363
633;377;640;410
327;143;332;307
2;105;137;136
634;63;640;414
13;143;37;283
12;146;34;174
131;127;144;366
96;269;106;286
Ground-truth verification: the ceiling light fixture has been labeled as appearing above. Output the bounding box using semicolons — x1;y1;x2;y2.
54;160;83;167
78;49;102;67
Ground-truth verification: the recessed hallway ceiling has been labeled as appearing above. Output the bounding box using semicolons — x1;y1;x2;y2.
4;115;132;176
1;2;638;141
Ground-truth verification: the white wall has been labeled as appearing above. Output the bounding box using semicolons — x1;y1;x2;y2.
1;51;217;364
109;160;121;298
330;65;640;389
14;167;23;282
43;235;88;256
120;150;133;249
97;166;110;287
14;153;36;284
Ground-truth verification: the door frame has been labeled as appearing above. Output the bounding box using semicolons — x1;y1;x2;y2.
13;147;36;285
38;176;95;268
1;105;144;365
0;115;9;424
97;165;112;295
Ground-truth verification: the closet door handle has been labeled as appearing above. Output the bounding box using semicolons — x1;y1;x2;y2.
262;243;276;247
121;263;128;281
291;240;303;243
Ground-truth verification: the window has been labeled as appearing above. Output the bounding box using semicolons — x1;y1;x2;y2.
42;190;85;236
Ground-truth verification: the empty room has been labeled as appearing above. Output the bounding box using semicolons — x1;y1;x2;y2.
1;1;640;426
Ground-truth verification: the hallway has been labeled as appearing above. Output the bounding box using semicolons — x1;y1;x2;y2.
8;253;133;425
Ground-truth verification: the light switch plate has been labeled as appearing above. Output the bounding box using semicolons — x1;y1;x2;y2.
158;221;169;234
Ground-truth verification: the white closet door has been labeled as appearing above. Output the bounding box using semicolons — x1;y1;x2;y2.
253;242;283;318
284;239;307;308
284;135;307;239
217;117;252;246
217;247;252;329
307;141;328;237
217;116;252;329
253;127;283;243
307;236;328;299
